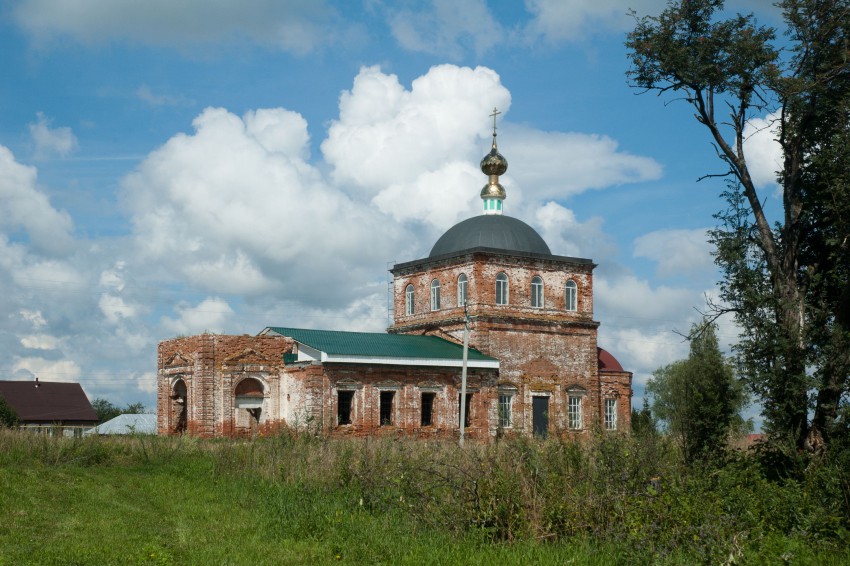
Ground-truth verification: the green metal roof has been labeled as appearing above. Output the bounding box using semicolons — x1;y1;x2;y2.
263;327;496;362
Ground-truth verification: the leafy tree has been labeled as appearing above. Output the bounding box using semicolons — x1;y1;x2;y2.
92;398;121;423
124;402;147;414
92;399;148;423
627;0;850;449
647;322;750;460
631;398;657;438
0;395;19;428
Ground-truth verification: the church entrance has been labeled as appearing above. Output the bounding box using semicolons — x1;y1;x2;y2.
532;396;549;439
171;379;187;434
234;378;264;435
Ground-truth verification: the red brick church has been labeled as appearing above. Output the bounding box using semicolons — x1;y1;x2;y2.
157;114;632;439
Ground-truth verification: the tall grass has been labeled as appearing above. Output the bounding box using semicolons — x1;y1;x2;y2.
1;428;848;564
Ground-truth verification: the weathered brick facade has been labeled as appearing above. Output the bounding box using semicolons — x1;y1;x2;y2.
157;131;632;439
389;248;632;436
157;247;632;439
157;333;501;439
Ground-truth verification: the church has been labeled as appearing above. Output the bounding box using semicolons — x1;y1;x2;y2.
156;112;632;439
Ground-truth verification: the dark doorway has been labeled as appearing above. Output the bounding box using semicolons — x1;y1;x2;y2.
338;390;354;425
532;396;549;439
171;379;187;434
421;392;435;426
379;391;394;426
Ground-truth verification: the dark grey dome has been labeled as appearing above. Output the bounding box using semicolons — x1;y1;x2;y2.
429;215;551;257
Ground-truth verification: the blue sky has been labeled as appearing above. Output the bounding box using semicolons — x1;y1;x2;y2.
0;0;784;416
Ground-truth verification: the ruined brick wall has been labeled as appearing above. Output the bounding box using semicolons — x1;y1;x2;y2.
157;334;290;437
316;363;499;440
158;334;502;439
599;370;633;432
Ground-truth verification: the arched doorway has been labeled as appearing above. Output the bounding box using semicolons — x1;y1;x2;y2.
171;379;187;434
234;378;264;435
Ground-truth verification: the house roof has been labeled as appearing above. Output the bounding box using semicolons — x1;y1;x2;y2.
0;380;97;423
85;413;157;435
261;327;499;368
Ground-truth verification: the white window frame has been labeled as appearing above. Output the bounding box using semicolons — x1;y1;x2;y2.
405;284;415;315
565;280;577;312
531;276;544;308
498;394;513;428
604;398;617;430
495;272;509;305
430;279;441;311
568;395;582;430
457;273;468;307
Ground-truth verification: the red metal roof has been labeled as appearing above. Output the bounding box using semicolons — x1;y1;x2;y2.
0;380;98;423
597;348;625;372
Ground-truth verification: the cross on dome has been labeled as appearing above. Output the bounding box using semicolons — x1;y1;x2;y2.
480;107;507;215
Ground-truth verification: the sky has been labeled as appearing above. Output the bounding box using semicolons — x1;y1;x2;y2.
0;0;786;418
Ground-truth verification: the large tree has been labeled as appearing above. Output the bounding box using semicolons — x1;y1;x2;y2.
0;395;18;428
648;322;750;460
627;0;850;449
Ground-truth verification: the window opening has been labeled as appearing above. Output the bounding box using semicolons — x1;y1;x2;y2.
380;391;395;426
405;284;414;315
495;272;509;305
430;279;441;311
604;398;617;430
498;394;512;428
338;390;354;425
565;280;577;311
531;276;544;308
421;392;436;426
457;273;468;307
568;396;582;429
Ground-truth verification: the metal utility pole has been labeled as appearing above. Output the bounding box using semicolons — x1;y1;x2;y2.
459;305;470;447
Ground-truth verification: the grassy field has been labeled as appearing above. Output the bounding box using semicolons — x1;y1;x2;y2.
0;430;847;565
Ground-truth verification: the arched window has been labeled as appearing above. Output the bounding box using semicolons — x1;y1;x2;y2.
495;272;509;305
430;279;441;311
565;280;577;311
457;273;468;307
531;276;544;308
405;284;415;315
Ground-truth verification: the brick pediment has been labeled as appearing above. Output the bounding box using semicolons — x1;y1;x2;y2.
566;384;587;395
164;352;192;369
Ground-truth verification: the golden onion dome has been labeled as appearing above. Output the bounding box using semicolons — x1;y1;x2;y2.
480;145;508;176
480;178;507;199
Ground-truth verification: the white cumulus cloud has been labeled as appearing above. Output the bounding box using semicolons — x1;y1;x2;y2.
323;65;511;196
387;0;503;58
0;145;74;255
633;228;714;278
28;112;78;158
161;297;235;336
743;111;783;188
123;105;401;306
14;0;347;54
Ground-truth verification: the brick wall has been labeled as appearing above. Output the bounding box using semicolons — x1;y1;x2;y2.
389;249;632;436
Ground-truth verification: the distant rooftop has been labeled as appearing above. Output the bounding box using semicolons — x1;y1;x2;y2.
86;413;157;435
0;380;97;423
